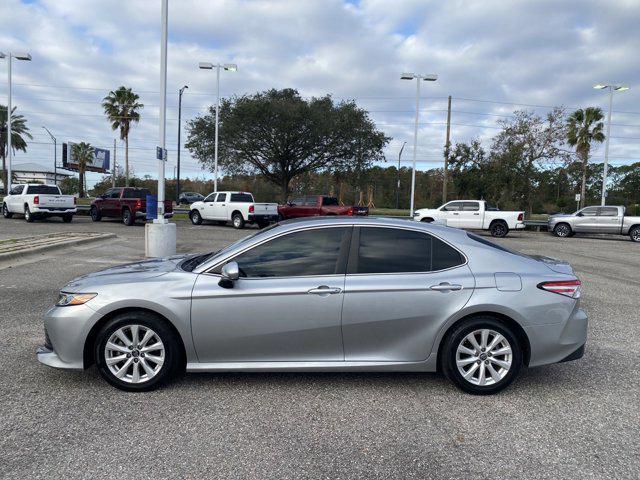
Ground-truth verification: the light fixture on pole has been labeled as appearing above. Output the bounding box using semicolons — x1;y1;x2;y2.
594;84;629;206
176;84;188;202
0;51;32;192
198;62;237;192
401;72;437;217
42;126;57;186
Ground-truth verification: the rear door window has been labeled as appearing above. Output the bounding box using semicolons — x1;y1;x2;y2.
598;207;618;216
462;202;480;211
10;185;25;195
216;193;227;202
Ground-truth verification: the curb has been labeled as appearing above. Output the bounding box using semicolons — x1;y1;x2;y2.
0;233;117;262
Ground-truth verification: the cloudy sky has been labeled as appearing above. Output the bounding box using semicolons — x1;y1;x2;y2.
1;0;639;190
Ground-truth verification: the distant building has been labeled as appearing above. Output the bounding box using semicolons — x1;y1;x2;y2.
1;163;74;190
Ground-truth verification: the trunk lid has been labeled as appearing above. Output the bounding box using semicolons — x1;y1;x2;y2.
38;195;75;208
252;203;278;215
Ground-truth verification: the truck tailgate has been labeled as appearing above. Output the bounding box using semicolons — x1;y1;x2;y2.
38;195;75;209
253;203;278;215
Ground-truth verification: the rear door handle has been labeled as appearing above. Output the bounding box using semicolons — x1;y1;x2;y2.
429;282;463;292
453;212;459;215
473;213;480;215
307;286;342;295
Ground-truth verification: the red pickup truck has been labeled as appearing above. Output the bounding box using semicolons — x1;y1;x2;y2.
90;187;173;226
278;195;369;220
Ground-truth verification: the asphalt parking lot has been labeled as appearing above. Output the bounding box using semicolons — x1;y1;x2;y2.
1;215;638;479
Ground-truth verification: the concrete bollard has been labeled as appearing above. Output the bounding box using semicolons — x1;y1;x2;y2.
145;222;177;257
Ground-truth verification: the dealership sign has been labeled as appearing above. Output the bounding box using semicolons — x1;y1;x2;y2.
62;142;111;173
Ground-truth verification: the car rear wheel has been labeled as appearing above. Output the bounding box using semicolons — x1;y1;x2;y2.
490;221;508;237
95;312;181;392
90;206;102;222
2;203;13;219
24;206;34;222
442;316;522;395
553;223;572;238
232;213;245;229
630;226;640;243
62;214;73;223
122;208;134;226
190;210;202;225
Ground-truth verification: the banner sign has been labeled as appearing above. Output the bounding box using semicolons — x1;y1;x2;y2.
62;142;111;173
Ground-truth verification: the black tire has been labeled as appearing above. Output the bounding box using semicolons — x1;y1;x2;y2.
489;221;509;237
553;223;572;238
257;221;269;229
24;205;35;222
90;206;102;222
232;212;245;229
2;203;13;219
94;311;182;392
442;316;523;395
277;214;285;222
62;214;73;223
630;226;640;243
190;210;203;225
421;217;434;223
122;208;135;226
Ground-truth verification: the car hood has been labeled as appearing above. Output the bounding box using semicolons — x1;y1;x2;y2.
62;254;190;292
191;201;205;208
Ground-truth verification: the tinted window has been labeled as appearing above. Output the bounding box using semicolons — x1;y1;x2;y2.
26;185;60;195
204;194;216;202
355;228;431;273
581;207;598;216
462;202;480;211
232;227;348;278
598;207;618;217
304;196;319;206
432;236;464;270
230;193;253;202
291;197;305;205
9;185;25;195
442;202;463;211
322;197;339;206
108;189;122;199
216;193;227;202
123;189;150;199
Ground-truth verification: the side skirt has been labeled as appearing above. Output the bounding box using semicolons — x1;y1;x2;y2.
186;358;436;373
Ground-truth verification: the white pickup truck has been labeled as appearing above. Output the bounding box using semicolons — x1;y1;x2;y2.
2;184;77;223
413;200;524;237
189;191;279;229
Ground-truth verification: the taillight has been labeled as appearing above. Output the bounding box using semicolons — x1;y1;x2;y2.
136;199;142;208
518;213;523;221
34;196;39;205
249;205;254;213
347;207;354;216
537;280;581;298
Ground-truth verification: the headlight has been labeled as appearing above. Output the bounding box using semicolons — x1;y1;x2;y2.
57;292;97;306
413;211;420;217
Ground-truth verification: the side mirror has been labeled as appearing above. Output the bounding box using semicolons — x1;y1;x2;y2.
219;261;240;288
576;212;583;217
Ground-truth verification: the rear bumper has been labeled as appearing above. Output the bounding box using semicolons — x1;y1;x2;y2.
135;211;174;219
248;214;279;223
32;207;76;215
514;222;525;230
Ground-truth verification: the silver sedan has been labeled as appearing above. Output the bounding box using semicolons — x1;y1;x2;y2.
37;217;587;394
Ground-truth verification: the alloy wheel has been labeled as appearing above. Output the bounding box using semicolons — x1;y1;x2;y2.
104;324;165;384
456;329;512;386
631;228;640;242
555;224;570;237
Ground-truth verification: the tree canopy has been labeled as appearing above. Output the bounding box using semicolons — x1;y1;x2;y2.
186;88;390;200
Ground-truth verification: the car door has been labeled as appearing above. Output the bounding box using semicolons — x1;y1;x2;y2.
190;226;352;362
597;206;622;233
211;193;228;220
573;207;599;232
285;196;307;218
200;193;218;219
458;201;482;229
7;185;25;212
341;226;474;362
439;201;464;227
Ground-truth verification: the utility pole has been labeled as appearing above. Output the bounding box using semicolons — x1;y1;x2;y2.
396;141;406;209
42;127;56;185
177;85;188;201
112;139;116;188
442;95;452;204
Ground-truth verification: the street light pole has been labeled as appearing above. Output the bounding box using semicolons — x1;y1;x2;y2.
42;126;57;185
198;62;237;192
401;72;437;216
176;85;188;202
594;84;629;206
396;141;406;209
0;52;31;192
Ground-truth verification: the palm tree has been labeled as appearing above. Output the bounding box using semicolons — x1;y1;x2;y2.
71;142;94;198
1;105;33;191
567;107;605;208
102;87;143;186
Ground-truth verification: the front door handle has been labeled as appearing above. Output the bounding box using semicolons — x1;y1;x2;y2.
473;213;480;215
453;212;459;215
307;285;342;295
429;282;463;292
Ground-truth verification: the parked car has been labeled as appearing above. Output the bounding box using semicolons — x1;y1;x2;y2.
189;191;279;229
549;205;640;242
277;195;369;220
2;184;76;222
413;200;525;237
178;192;204;205
37;217;586;395
90;187;173;226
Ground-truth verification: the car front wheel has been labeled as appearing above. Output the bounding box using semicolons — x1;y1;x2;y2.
95;312;181;392
2;203;13;218
90;206;102;222
553;223;572;238
442;316;522;395
190;210;202;225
